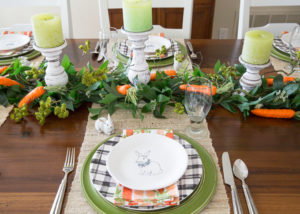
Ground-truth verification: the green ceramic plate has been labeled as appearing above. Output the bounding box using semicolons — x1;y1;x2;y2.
117;41;187;69
80;132;218;214
0;50;41;66
271;48;290;62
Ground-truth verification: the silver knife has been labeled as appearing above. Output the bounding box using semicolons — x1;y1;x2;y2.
222;152;243;214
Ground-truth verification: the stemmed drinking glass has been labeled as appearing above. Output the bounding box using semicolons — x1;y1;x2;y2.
184;77;213;138
288;26;300;73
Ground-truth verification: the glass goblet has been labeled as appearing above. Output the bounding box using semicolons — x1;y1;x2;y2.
184;77;213;137
288;26;300;73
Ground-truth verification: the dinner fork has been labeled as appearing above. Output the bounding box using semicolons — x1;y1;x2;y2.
50;148;75;214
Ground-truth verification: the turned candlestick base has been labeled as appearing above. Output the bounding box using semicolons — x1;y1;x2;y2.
33;41;68;86
121;27;152;85
239;56;271;92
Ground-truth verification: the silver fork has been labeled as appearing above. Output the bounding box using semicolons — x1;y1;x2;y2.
50;148;75;214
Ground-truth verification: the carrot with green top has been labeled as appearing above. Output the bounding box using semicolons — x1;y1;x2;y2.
251;109;295;119
116;84;131;95
0;66;9;74
179;84;217;96
267;76;295;86
150;70;177;81
0;76;23;88
18;86;45;108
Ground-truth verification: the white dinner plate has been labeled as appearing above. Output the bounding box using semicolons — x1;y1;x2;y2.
281;32;300;48
106;133;188;190
144;36;171;54
0;34;30;51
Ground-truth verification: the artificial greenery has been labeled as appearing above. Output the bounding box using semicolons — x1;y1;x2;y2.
0;55;299;125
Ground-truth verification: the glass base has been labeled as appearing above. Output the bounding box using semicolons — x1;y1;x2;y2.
185;121;208;139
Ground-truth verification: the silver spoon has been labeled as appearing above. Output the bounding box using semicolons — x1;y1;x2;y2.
233;159;259;214
186;41;197;59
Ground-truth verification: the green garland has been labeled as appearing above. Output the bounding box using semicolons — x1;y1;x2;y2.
0;55;299;125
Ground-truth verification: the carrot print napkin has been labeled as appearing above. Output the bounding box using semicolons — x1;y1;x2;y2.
2;30;32;37
114;129;179;207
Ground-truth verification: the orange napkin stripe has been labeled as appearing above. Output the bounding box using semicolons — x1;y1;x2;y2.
2;31;32;37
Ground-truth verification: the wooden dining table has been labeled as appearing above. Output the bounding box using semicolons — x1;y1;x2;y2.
0;39;299;214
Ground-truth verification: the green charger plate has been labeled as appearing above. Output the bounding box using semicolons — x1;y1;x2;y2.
0;50;41;66
117;41;187;69
80;132;218;214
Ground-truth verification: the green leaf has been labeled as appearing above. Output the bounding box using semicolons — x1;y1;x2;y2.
291;93;300;108
61;55;71;70
107;102;116;115
102;82;120;97
99;93;118;104
273;75;284;90
87;62;94;72
220;101;236;113
231;94;248;103
61;97;74;111
36;80;43;87
250;85;259;95
193;66;206;77
140;85;156;101
142;102;155;113
87;81;101;91
100;60;109;70
157;94;170;103
88;107;103;115
237;103;250;112
153;108;165;118
6;85;21;98
214;60;221;73
0;91;8;107
283;83;299;96
234;64;246;76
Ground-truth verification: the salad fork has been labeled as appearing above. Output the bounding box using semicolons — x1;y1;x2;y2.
50;147;75;214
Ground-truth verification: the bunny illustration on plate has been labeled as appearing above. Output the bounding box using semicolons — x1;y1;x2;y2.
95;114;114;135
135;150;163;176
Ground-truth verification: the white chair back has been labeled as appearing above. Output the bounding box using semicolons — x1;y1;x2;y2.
98;0;194;39
237;0;300;39
0;0;72;38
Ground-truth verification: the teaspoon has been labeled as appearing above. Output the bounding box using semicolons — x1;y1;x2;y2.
233;159;258;214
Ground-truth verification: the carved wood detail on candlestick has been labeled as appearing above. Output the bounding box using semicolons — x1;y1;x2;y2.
33;41;68;86
121;27;151;85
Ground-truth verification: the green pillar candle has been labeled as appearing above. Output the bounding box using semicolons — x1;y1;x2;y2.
122;0;152;32
241;30;274;65
31;13;64;48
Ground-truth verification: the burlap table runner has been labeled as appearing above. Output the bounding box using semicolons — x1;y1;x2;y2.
0;55;44;127
270;56;300;78
64;105;230;214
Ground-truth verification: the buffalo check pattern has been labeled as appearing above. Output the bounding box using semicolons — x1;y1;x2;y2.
89;131;203;211
118;39;181;60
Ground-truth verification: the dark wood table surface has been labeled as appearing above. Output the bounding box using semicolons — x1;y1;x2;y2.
0;39;299;214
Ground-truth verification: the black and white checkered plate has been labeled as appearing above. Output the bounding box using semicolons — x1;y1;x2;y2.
89;134;203;211
118;39;181;61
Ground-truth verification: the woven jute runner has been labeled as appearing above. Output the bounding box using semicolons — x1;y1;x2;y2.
0;55;44;127
270;56;300;78
64;105;230;214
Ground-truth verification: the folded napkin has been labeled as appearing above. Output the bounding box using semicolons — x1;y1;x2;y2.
114;129;179;207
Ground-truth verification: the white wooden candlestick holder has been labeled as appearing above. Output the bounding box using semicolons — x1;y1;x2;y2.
239;56;271;92
121;27;151;85
33;41;68;86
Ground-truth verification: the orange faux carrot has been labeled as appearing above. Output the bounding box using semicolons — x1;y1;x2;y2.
267;76;295;86
116;84;131;95
150;70;177;81
0;66;9;74
0;76;23;88
179;84;217;96
160;53;166;58
251;109;295;119
18;86;45;108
